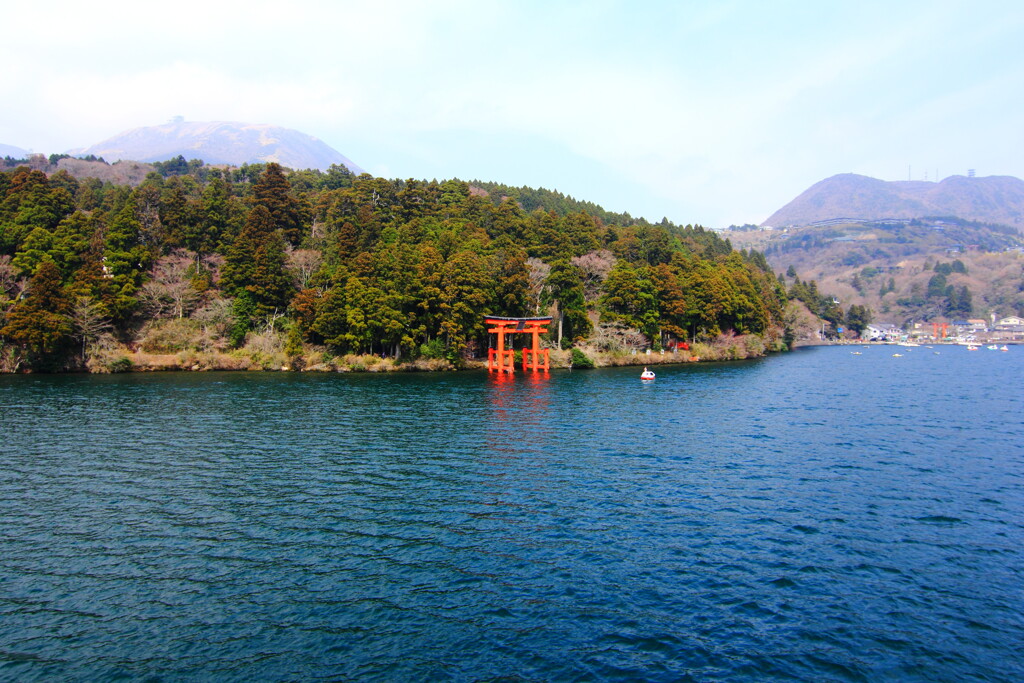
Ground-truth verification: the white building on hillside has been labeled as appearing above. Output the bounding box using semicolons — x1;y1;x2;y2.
864;323;902;341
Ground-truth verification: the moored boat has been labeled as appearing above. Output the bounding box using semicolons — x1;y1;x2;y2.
641;367;655;380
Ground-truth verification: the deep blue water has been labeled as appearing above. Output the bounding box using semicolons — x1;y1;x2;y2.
1;345;1022;681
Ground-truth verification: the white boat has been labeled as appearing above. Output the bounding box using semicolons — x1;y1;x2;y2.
640;367;655;380
1001;345;1009;351
987;345;999;350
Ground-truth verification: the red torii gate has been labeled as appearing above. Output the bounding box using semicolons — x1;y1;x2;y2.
485;316;552;374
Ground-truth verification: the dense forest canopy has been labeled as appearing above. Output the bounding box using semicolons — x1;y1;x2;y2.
0;159;819;371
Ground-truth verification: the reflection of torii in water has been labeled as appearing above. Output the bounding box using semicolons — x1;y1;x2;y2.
485;316;553;374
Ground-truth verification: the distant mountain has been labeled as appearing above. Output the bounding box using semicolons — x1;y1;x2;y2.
764;173;1024;230
1;143;29;158
69;119;363;174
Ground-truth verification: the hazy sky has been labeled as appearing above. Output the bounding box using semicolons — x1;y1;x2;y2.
3;0;1022;227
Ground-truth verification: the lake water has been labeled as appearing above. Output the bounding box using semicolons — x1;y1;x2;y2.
1;345;1022;681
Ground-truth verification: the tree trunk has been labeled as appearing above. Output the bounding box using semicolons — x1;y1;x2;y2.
556;300;563;347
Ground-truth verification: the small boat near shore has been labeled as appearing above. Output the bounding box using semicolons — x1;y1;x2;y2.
641;367;656;380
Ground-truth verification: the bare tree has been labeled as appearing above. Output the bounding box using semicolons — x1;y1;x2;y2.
199;253;224;289
526;258;551;314
285;247;324;290
139;250;200;319
309;218;326;242
0;255;26;303
70;296;112;360
192;297;234;350
571;249;616;301
262;308;286;334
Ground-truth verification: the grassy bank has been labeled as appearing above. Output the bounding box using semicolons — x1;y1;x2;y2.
68;330;778;374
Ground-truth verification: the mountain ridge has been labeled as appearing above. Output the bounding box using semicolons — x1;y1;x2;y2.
68;119;363;174
0;143;29;158
764;173;1024;230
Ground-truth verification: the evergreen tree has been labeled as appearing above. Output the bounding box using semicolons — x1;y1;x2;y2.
0;169;75;254
1;258;72;364
223;206;293;320
252;163;303;245
102;198;152;322
547;260;591;344
947;285;973;318
201;174;236;254
436;250;489;359
489;240;531;317
845;304;872;335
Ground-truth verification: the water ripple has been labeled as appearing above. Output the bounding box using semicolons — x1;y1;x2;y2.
2;349;1023;680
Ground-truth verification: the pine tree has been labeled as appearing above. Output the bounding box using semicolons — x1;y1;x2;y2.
103;198;152;322
252;163;303;245
1;258;72;363
223;205;293;320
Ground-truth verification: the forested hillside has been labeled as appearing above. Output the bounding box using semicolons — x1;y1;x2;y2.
728;218;1024;324
0;161;793;372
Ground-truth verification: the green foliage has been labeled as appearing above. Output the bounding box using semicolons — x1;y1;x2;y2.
285;325;304;357
1;258;73;365
783;326;796;350
0;168;75;254
0;163;790;370
934;259;968;276
845;304;872;335
547;260;591;341
569;347;595;368
229;293;257;347
152;155;205;177
223;205;293;318
947;285;973;318
252;162;304;245
601;261;659;340
419;338;446;360
107;356;133;373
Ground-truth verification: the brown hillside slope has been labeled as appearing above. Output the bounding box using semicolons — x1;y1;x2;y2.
728;219;1024;321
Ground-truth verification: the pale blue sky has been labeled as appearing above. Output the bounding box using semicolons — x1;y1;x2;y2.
3;0;1022;227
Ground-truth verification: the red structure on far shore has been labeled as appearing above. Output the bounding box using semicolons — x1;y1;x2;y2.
485;316;552;374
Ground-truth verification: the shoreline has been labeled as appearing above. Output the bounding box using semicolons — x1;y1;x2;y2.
4;333;784;375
